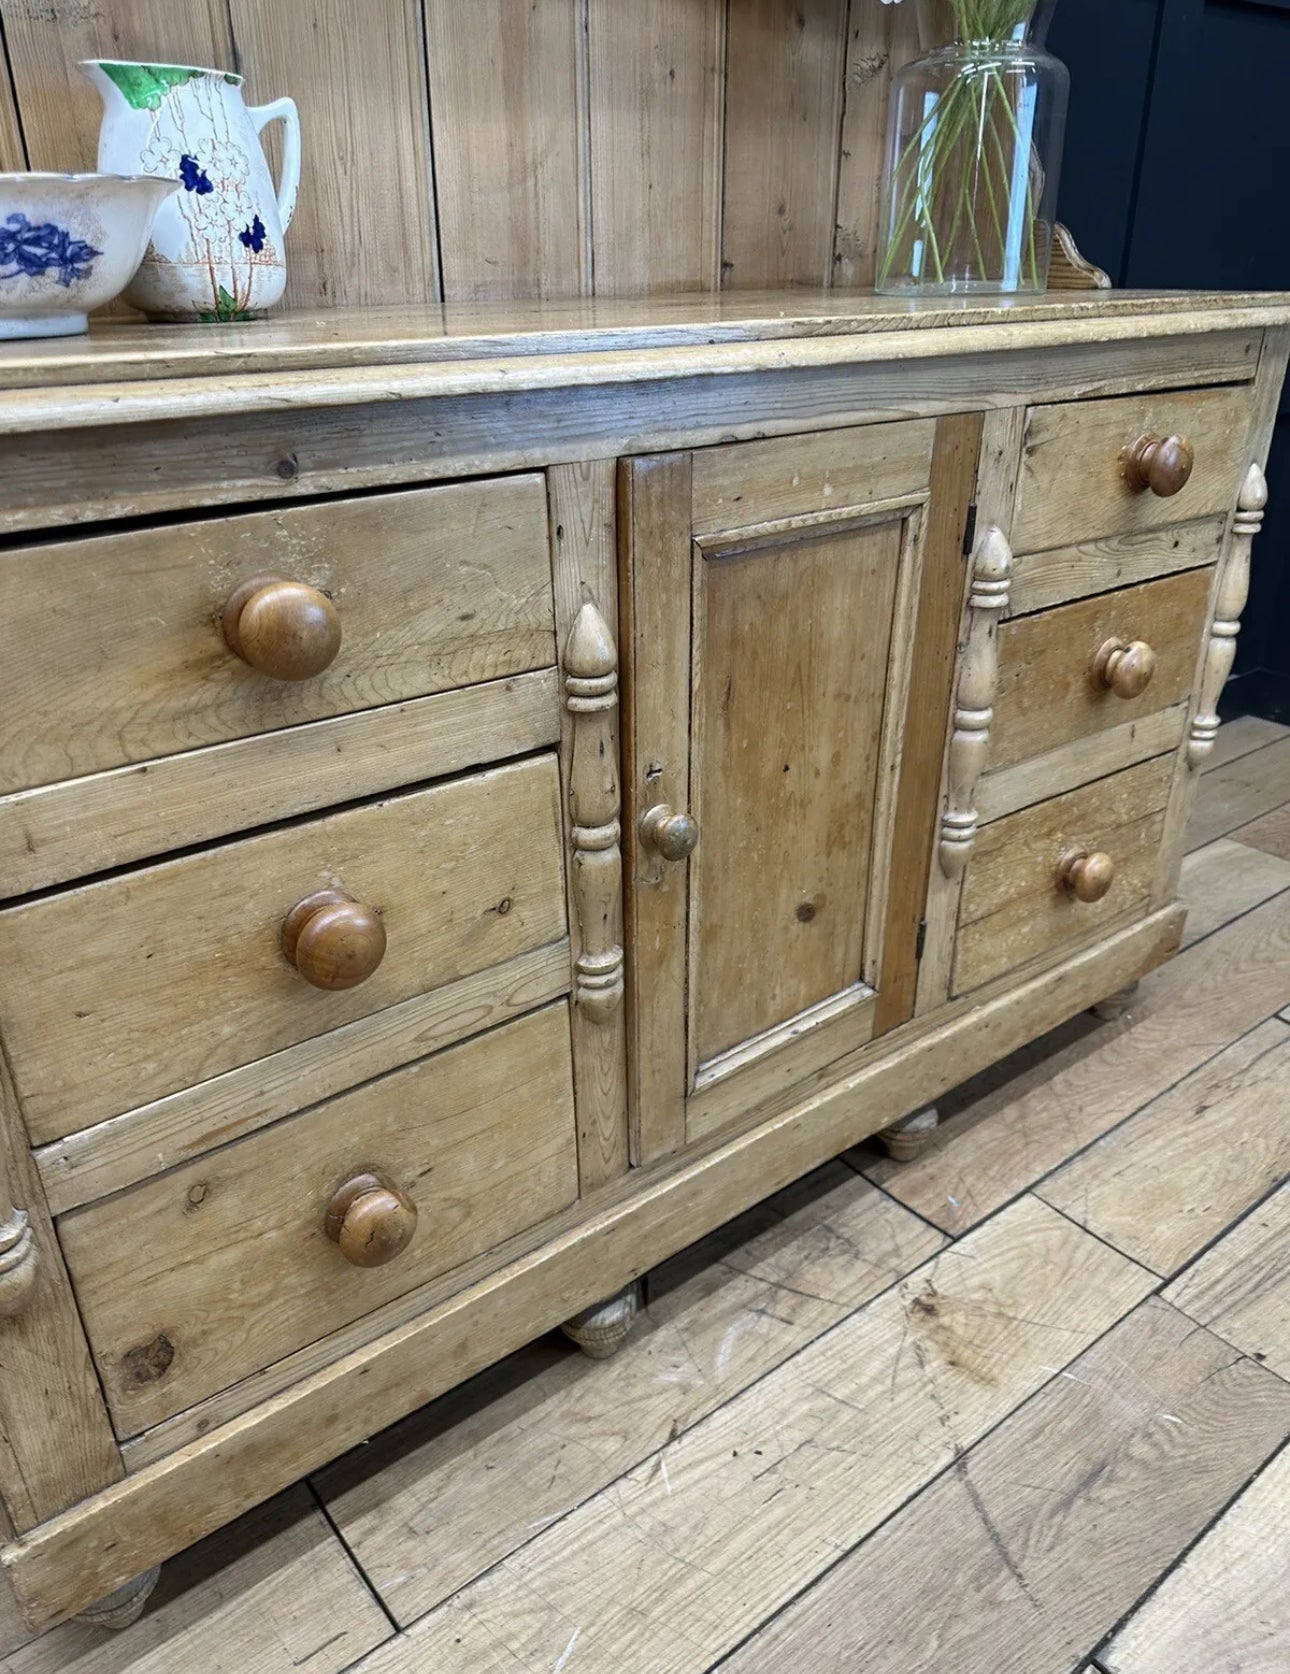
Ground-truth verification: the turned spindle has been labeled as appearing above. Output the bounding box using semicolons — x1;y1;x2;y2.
222;573;342;681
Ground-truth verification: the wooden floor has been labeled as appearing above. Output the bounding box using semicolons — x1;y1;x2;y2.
6;716;1290;1674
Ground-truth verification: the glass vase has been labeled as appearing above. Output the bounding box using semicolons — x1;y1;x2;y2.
876;0;1069;295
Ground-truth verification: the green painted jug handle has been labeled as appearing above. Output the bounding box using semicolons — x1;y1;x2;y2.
249;96;302;234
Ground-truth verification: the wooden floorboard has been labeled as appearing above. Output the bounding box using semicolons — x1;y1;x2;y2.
717;1297;1290;1674
1178;837;1290;947
1101;1442;1290;1674
5;730;1288;1671
312;1161;942;1624
1036;1017;1290;1275
346;1199;1155;1672
1185;737;1290;851
859;889;1290;1234
1165;1180;1290;1380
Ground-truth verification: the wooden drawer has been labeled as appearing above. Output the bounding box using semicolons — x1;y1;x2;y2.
955;755;1174;995
0;474;554;796
57;1002;579;1436
1013;384;1253;557
990;567;1213;773
0;755;566;1143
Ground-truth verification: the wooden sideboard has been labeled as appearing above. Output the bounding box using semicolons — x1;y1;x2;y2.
0;288;1284;1630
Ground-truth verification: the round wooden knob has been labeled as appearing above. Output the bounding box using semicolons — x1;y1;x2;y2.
1092;637;1157;700
1059;849;1116;904
324;1171;417;1267
640;804;699;862
1122;433;1194;497
281;889;386;990
222;573;342;681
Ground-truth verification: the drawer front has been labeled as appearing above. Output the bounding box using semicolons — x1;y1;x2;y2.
58;1002;579;1435
955;754;1174;995
991;566;1213;772
0;755;566;1142
0;475;554;795
1014;384;1253;556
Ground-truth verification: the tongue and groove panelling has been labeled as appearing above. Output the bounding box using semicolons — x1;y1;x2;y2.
0;0;918;307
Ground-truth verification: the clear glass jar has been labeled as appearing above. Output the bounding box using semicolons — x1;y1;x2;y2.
876;0;1069;295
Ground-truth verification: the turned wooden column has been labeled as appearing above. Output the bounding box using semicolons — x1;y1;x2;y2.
1188;463;1267;768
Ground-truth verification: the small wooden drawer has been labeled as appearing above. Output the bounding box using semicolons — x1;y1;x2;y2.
990;566;1213;773
0;755;566;1144
0;474;554;797
955;754;1174;995
1013;383;1253;559
57;1002;579;1436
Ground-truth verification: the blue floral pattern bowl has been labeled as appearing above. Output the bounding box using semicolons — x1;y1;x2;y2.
0;173;178;340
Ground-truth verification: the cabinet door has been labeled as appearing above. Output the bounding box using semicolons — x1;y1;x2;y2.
622;416;980;1160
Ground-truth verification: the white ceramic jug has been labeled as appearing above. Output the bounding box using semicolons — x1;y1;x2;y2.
81;60;300;322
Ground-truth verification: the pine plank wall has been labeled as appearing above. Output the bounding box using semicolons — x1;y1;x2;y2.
0;0;921;309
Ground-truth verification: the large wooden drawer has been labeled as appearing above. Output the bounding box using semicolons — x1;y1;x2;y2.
57;1002;579;1436
0;474;555;796
0;755;566;1142
1013;384;1253;555
990;566;1213;772
955;754;1174;995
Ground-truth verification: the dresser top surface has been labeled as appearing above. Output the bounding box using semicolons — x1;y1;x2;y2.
5;287;1290;392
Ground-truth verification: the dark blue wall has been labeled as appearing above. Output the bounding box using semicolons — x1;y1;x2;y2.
1050;0;1290;720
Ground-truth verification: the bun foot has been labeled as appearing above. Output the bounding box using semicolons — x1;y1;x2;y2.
1091;981;1140;1022
878;1105;940;1162
560;1281;642;1359
76;1566;160;1630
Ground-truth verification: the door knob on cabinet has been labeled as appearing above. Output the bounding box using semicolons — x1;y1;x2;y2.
281;888;386;990
1092;637;1157;700
1058;848;1116;904
325;1171;417;1267
640;804;699;862
222;573;342;680
1122;433;1194;497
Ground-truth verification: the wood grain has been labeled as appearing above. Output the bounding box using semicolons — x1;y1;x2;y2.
3;1487;389;1674
425;0;586;301
0;475;554;794
1014;383;1255;554
721;0;849;288
348;1197;1156;1673
0;757;567;1139
833;0;919;288
1202;715;1290;773
1007;516;1225;617
955;755;1174;994
315;1160;942;1624
1178;837;1290;948
0;669;562;901
549;461;629;1190
1185;738;1290;852
866;889;1290;1233
1233;800;1290;860
226;0;439;309
1166;1181;1290;1379
1037;1017;1290;1275
0;51;24;172
977;704;1187;826
36;941;571;1215
991;566;1213;771
1103;1445;1290;1674
61;1003;578;1435
692;516;901;1063
587;0;725;295
720;1298;1290;1674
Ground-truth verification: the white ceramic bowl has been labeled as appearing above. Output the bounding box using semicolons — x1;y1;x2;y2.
0;172;178;340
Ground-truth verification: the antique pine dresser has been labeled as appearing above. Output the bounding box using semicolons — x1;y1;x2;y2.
0;284;1285;1629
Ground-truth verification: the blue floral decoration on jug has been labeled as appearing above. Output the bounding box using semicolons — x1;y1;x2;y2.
178;154;214;194
0;213;101;287
238;213;266;252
